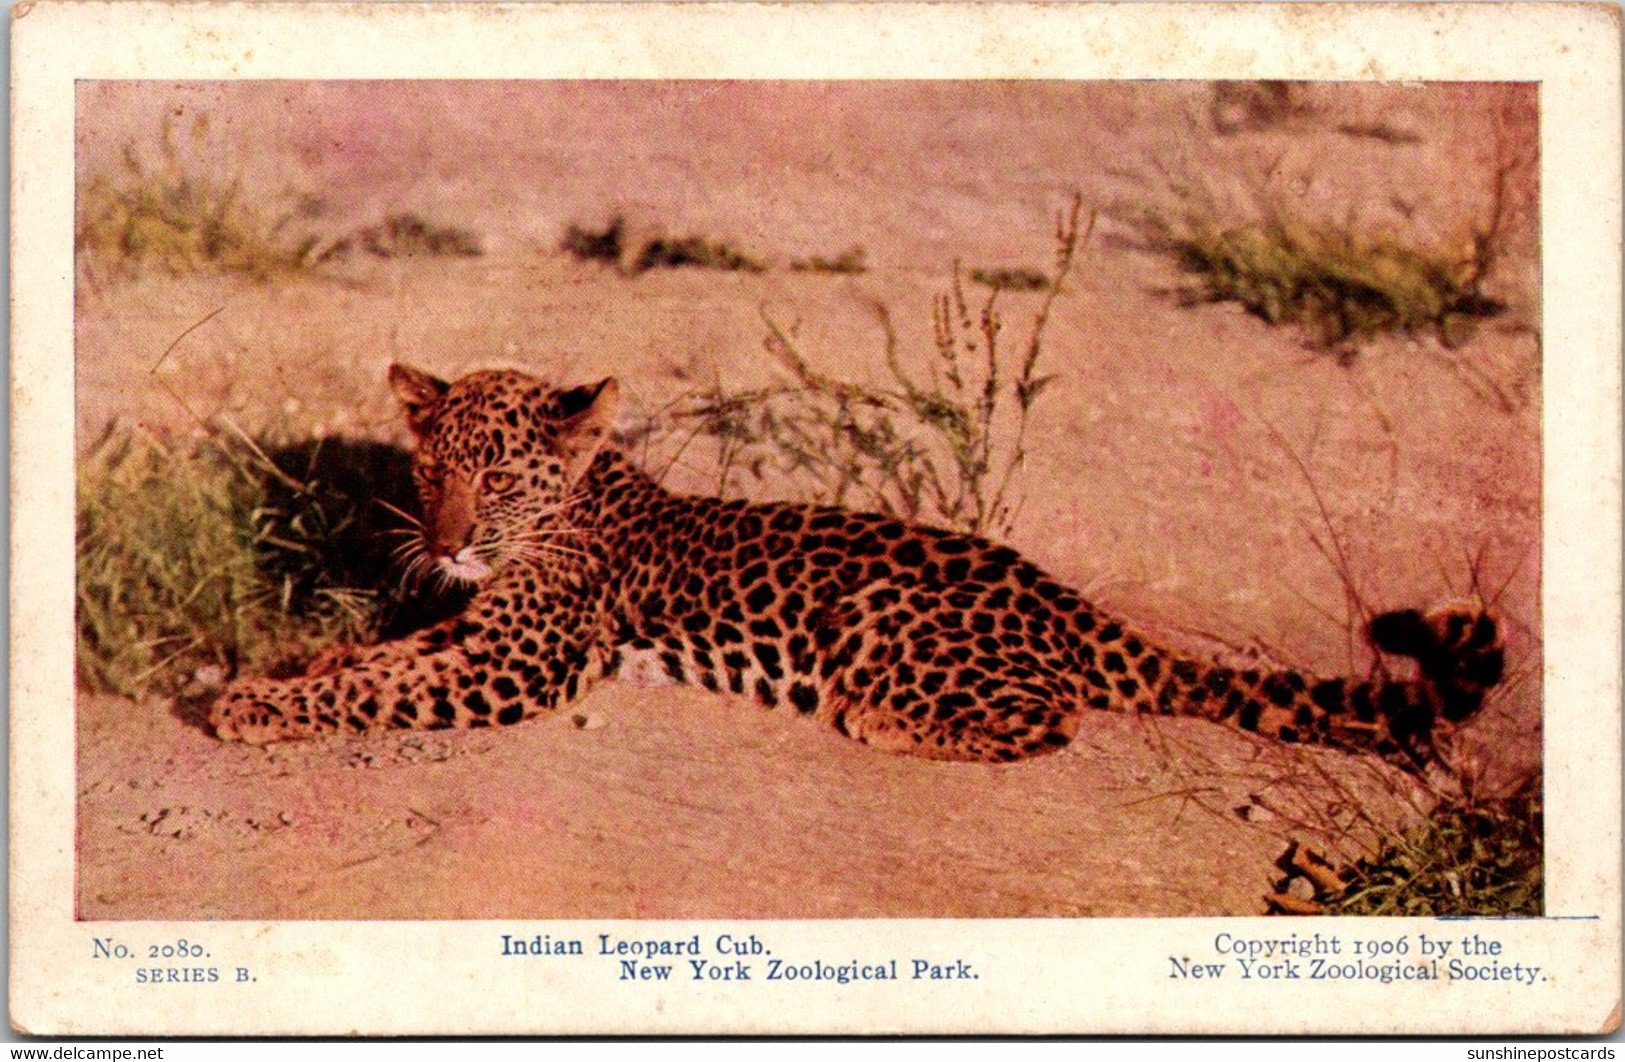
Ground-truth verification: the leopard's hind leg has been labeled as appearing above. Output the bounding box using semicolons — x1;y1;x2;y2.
828;689;1082;763
809;579;1084;763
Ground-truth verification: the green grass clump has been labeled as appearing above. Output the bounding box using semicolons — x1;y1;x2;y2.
77;115;486;281
641;197;1093;539
76;115;320;280
1324;782;1543;916
791;246;868;276
968;266;1048;293
1150;213;1502;350
76;427;443;696
1134;143;1528;355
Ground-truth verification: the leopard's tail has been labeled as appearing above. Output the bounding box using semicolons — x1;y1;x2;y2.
1104;601;1505;770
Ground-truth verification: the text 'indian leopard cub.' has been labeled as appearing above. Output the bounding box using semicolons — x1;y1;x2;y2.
210;365;1505;769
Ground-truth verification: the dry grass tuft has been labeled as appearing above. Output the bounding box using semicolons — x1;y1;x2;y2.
1210;81;1311;135
1129;122;1530;357
634;234;765;275
77;115;486;282
76;114;321;280
634;196;1093;539
561;217;765;275
1323;776;1542;916
968;265;1048;293
1147;212;1505;353
1130;698;1541;917
320;213;484;262
560;216;628;266
791;246;868;276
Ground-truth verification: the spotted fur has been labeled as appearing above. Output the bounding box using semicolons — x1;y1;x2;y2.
210;366;1505;770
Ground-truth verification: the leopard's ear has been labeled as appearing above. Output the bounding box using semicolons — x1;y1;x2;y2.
553;377;620;482
388;363;450;436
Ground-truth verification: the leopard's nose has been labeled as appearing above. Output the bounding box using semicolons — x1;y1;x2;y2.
427;508;475;558
429;527;472;558
426;480;476;558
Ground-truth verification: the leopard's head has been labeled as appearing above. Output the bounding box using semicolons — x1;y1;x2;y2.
388;363;619;584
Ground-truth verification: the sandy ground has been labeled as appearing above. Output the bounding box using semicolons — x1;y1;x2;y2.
74;81;1541;919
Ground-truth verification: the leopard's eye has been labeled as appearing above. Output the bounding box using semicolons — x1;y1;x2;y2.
483;470;515;494
416;462;443;488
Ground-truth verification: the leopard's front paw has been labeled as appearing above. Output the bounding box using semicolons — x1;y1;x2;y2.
209;680;314;745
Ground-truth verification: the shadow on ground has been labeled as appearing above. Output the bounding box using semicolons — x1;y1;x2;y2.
166;436;470;735
260;436;470;641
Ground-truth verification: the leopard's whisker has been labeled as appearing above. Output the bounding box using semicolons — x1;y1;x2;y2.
397;552;427;593
373;497;423;528
505;531;595;551
539;491;591;520
397;557;423;596
507;540;594;563
510;525;590;539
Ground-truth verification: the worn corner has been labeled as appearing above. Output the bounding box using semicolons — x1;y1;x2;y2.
1599;999;1621;1036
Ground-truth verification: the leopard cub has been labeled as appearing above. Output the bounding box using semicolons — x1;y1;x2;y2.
211;365;1505;769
